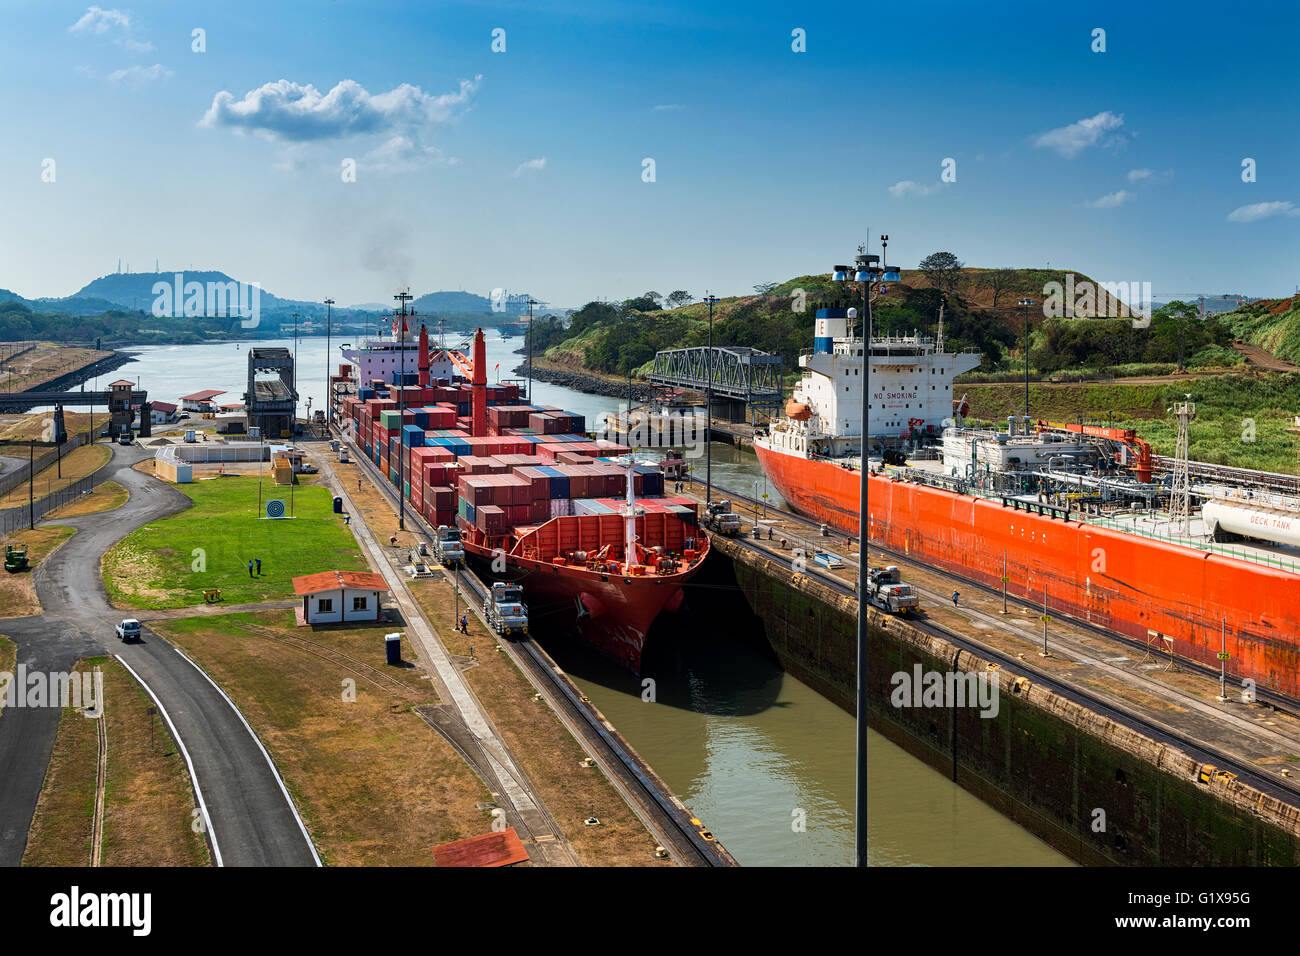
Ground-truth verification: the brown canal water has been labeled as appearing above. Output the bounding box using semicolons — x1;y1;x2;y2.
542;621;1072;867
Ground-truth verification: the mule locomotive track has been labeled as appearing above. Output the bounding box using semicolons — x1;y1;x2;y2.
333;430;736;866
702;480;1300;806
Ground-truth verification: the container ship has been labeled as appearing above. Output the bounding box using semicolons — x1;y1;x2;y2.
755;303;1300;699
333;316;708;671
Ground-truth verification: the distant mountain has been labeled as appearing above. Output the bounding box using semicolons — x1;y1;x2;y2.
2;271;545;324
70;271;310;315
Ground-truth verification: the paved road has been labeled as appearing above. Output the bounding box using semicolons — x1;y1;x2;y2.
0;444;319;866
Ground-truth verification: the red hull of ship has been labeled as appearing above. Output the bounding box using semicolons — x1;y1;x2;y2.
463;539;694;672
754;443;1300;699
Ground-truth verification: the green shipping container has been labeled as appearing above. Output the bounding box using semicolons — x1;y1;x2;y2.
389;467;399;484
380;410;403;429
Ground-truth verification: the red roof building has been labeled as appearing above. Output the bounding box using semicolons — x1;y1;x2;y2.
291;570;389;625
180;389;227;413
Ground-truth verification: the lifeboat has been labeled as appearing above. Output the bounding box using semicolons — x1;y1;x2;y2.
786;400;813;421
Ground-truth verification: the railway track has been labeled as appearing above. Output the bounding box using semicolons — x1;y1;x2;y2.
702;480;1300;806
708;480;1300;716
332;431;734;866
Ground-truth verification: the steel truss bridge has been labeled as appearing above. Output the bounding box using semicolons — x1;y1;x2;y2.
648;346;783;406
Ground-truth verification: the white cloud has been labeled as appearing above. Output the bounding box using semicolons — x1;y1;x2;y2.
512;157;547;177
888;180;942;198
108;63;172;89
652;104;684;111
1227;201;1300;223
1033;110;1125;158
364;135;454;173
1127;167;1172;184
201;76;481;142
68;6;154;53
1083;190;1133;208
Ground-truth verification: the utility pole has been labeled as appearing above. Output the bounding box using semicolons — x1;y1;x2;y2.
394;289;414;531
28;440;34;530
291;312;300;450
525;296;538;403
703;293;719;505
324;298;335;429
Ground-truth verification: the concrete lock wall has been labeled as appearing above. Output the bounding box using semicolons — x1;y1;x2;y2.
706;536;1300;866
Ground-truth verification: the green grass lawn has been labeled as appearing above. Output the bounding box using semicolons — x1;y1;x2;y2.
103;477;368;609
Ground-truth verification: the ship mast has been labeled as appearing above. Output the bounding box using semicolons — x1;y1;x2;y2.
623;454;638;567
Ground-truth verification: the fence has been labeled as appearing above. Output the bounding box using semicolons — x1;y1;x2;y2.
0;469;102;535
0;432;90;499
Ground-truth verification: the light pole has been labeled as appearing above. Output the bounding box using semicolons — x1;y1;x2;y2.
291;311;300;449
394;289;414;531
324;297;335;430
703;293;719;505
525;296;538;402
833;235;900;869
1018;298;1035;426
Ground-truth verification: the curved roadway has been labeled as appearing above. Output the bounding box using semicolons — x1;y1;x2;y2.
0;444;319;866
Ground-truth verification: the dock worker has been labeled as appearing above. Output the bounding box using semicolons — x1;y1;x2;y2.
255;558;262;575
247;560;254;578
952;590;960;607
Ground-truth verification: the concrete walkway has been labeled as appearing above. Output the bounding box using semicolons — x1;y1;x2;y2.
0;444;319;866
314;451;577;866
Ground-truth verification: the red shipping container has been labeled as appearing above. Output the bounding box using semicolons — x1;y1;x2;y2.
476;504;506;534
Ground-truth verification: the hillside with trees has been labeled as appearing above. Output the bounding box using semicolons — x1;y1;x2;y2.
529;258;1246;384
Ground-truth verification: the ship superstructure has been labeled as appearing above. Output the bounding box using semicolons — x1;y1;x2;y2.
760;307;981;465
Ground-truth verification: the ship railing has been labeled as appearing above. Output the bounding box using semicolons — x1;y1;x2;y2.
888;467;1300;574
1082;511;1300;575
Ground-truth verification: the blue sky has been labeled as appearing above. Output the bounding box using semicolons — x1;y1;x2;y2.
1;0;1297;308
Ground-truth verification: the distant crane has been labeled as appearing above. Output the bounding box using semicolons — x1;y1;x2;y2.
1169;396;1196;535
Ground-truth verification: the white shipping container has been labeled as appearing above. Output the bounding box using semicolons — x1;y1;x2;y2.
548;497;573;518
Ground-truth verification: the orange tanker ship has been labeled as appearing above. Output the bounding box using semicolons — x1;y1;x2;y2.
755;304;1300;700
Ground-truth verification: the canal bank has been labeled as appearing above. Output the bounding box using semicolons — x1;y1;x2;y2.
701;523;1300;866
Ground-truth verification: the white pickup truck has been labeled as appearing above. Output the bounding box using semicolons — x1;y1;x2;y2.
115;619;141;642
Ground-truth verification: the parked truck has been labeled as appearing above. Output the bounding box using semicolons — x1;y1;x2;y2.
115;618;142;642
702;500;743;537
485;583;529;637
433;525;464;566
866;566;920;615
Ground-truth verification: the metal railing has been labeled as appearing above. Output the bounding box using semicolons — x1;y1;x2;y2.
0;469;102;535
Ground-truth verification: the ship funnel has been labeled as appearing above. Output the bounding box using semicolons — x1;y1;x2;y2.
814;307;849;354
418;324;430;387
471;327;487;437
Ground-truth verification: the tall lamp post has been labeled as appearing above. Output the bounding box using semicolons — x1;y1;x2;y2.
291;311;300;449
324;297;335;430
525;296;539;402
833;236;900;869
703;293;719;504
1018;298;1035;425
394;289;414;531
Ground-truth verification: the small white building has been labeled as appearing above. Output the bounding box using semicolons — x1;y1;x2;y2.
292;570;389;625
180;389;226;413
